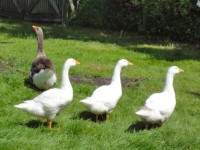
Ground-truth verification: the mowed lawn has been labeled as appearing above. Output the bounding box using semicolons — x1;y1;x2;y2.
0;18;200;149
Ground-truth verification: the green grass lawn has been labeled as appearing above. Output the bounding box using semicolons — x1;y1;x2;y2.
0;17;200;149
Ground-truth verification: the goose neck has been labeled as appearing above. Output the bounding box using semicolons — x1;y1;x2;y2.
111;65;122;85
61;66;72;91
36;32;46;58
163;72;175;93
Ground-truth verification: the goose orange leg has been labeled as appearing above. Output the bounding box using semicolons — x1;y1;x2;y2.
158;121;162;127
47;118;60;130
95;114;99;122
144;121;148;129
47;119;52;129
106;113;110;120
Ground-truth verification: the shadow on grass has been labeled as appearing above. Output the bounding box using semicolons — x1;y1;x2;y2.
1;17;200;61
126;121;160;132
189;91;200;98
17;120;57;129
0;41;14;44
73;111;106;122
127;45;200;61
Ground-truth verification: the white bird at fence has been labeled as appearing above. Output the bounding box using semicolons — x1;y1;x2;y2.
197;0;200;8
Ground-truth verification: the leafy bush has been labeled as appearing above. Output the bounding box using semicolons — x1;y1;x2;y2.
71;0;200;43
143;0;200;43
71;0;109;28
105;0;142;31
72;0;141;30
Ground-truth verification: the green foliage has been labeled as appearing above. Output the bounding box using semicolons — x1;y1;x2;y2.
143;0;200;43
71;0;200;43
105;0;141;31
72;0;109;27
71;0;140;31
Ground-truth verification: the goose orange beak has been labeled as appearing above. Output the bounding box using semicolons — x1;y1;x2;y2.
179;68;184;72
128;61;133;65
76;60;80;65
32;25;39;29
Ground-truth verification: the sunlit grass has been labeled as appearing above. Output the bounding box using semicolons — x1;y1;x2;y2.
0;18;200;149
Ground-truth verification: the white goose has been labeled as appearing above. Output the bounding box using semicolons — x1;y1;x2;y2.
15;58;80;129
80;59;133;122
136;66;184;129
29;25;57;90
197;0;200;8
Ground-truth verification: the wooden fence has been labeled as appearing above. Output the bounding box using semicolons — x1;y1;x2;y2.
0;0;68;22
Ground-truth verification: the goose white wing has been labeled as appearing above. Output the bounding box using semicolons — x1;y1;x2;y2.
145;92;165;108
33;88;71;109
91;84;122;103
145;92;174;115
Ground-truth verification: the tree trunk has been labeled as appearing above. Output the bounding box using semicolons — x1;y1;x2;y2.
68;0;75;15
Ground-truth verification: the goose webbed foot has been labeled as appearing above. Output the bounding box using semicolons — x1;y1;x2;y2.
95;114;99;122
144;122;149;129
47;119;60;130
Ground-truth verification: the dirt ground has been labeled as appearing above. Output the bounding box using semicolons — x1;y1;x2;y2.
71;74;149;89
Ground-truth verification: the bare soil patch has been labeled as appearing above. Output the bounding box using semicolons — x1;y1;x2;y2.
71;74;149;89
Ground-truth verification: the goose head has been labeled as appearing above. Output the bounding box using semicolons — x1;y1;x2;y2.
117;59;133;68
32;25;43;37
64;58;80;68
168;66;184;75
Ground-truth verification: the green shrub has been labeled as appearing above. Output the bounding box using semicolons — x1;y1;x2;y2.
72;0;141;30
105;0;141;31
72;0;109;28
143;0;200;43
71;0;200;43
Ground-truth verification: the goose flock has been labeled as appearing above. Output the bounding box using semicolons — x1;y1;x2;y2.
14;26;184;129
